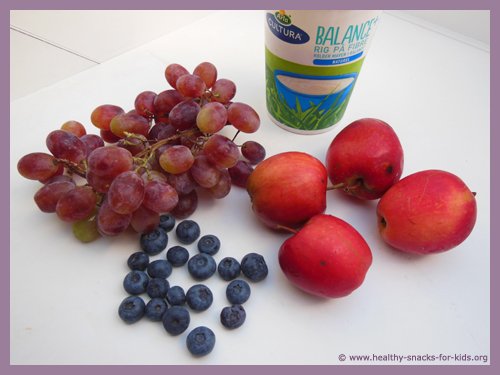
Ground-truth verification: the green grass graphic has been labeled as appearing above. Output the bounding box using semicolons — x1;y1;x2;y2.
266;67;352;131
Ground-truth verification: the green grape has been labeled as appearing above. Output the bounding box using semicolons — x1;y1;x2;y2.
73;218;100;243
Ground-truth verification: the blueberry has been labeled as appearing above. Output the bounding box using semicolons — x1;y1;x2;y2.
127;251;149;271
186;284;213;311
220;305;246;329
118;295;146;324
147;259;172;279
186;326;216;356
147;278;170;298
217;257;241;281
166;286;186;306
241;253;268;282
162;306;190;335
187;253;216;280
197;234;220;255
159;214;176;232
166;246;189;267
140;227;168;255
145;298;168;321
226;279;251;304
123;270;149;295
175;220;200;244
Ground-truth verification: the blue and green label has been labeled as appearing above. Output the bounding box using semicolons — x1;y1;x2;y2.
265;48;364;132
265;10;380;133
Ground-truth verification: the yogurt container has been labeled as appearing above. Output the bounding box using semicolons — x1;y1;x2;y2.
265;10;382;134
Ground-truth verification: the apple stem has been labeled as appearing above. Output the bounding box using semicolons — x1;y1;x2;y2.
327;183;345;190
275;225;298;234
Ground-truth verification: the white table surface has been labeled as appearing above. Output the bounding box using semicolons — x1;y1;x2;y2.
10;11;490;365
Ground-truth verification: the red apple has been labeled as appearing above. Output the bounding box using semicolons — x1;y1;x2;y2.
278;214;372;298
326;118;404;200
246;152;327;229
377;169;477;254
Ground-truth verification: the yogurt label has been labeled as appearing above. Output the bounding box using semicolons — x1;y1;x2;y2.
265;10;381;134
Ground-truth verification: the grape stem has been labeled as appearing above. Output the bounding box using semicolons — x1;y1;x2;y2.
134;128;201;160
231;130;240;142
56;159;87;179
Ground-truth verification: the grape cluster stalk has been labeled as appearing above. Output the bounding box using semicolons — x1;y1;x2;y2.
17;62;267;242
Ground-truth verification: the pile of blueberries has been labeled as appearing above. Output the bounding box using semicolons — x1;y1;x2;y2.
118;214;268;357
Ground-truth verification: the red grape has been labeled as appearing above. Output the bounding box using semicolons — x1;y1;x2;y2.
169;100;200;131
56;186;97;222
108;171;145;214
110;112;150;138
80;134;105;157
211;79;236;104
190;154;221;188
46;130;87;163
130;205;160;233
143;180;179;213
61;120;86;137
193;62;217;88
203;134;240;169
91;104;124;131
17;152;61;181
166;171;196;195
34;180;76;213
97;199;131;236
156;123;177;141
196;102;227;134
227;102;260;133
134;91;157;119
99;129;121;143
159;145;194;174
165;63;189;89
153;89;184;119
228;160;253;188
43;174;74;184
176;74;206;98
141;170;168;184
241;140;266;164
86;170;114;193
208;168;231;199
171;190;198;219
87;146;133;178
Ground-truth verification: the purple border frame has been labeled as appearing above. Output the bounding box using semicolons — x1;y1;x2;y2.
3;0;496;374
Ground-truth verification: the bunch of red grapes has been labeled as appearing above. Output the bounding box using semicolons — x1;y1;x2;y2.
17;62;266;242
